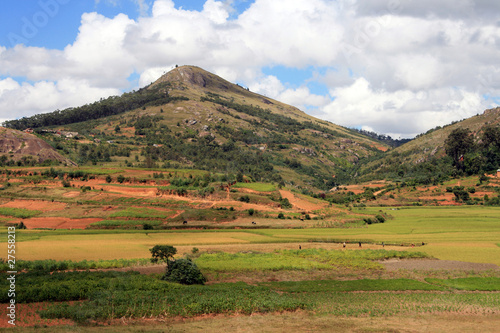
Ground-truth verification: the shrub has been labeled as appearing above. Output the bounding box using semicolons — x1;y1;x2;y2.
162;258;206;285
248;208;255;216
375;215;386;223
239;195;250;203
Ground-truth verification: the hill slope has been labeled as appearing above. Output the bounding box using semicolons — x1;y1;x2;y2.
3;66;389;190
356;107;500;182
0;127;76;166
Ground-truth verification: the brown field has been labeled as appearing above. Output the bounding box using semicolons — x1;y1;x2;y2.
21;217;103;229
0;199;67;211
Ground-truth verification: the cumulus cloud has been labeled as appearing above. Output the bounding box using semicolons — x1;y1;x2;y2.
1;0;499;137
0;78;120;121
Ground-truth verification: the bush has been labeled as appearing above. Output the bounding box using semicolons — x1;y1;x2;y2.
239;195;250;203
162;258;206;285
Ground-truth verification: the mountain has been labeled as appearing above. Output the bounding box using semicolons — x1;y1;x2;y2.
0;127;76;166
355;107;500;182
2;66;388;190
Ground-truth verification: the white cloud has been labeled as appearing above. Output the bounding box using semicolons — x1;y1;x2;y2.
0;78;120;121
1;0;500;137
321;78;490;137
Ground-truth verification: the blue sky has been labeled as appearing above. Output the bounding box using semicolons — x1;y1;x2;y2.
1;0;499;138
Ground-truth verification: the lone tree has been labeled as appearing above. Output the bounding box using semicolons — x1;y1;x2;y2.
150;245;177;268
150;245;206;285
445;128;474;171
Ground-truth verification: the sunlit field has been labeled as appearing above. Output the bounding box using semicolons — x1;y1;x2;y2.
2;206;499;265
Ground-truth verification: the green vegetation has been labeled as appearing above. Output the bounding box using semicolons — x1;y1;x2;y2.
233;182;276;192
264;278;445;292
0;207;42;218
90;219;164;227
426;277;500;291
1;269;496;325
0;258;150;272
109;207;173;219
194;249;430;272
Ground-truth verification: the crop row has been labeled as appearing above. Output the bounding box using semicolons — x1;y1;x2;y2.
0;258;150;272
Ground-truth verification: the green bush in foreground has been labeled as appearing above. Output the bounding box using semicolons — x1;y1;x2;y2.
162;258;206;285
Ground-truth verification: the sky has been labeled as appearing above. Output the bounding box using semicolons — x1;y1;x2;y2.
1;0;500;138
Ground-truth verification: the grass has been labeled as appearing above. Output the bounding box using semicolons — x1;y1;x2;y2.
0;206;499;266
233;182;276;192
90;219;164;227
195;249;430;272
425;277;500;291
109;207;174;219
262;278;445;292
0;258;151;273
0;207;42;218
3;269;497;326
195;252;333;271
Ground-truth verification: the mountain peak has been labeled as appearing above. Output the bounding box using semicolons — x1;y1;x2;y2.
150;65;253;96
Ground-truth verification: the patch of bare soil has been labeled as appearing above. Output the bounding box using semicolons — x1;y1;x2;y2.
279;189;327;211
381;258;500;271
0;199;66;212
22;217;102;229
0;302;75;328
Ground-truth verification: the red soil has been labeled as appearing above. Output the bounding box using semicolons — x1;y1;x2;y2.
0;302;74;328
21;217;102;229
279;190;327;211
0;199;66;212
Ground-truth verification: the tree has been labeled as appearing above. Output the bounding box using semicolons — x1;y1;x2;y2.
162;258;206;285
445;128;474;171
150;245;177;267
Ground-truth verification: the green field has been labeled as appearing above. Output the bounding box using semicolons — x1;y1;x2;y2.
232;182;277;192
2;206;500;265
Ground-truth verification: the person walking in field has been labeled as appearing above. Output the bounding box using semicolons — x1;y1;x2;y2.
343;242;346;248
